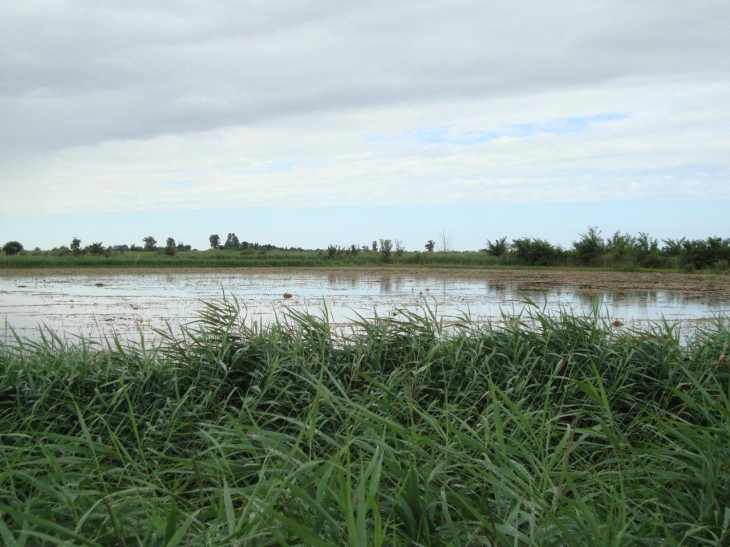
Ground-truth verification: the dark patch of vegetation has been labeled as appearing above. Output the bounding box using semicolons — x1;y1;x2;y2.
379;238;393;263
85;242;106;255
510;237;565;266
2;241;24;255
143;236;157;251
483;236;508;257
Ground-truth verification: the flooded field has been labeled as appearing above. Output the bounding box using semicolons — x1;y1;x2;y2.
1;268;729;342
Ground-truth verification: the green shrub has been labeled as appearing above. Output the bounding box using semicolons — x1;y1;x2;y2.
2;240;23;255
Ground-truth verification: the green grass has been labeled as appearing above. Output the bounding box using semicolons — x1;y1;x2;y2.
0;249;563;271
1;249;561;270
0;249;331;269
0;249;689;272
1;299;729;545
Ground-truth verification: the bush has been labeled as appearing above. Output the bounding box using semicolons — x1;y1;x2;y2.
573;227;605;266
85;242;105;255
681;237;730;270
511;237;563;266
379;239;392;262
2;241;23;255
484;236;508;257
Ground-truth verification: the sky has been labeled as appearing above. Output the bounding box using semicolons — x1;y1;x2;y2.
1;0;729;251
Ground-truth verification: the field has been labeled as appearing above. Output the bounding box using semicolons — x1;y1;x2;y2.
1;247;728;272
1;249;500;270
2;267;728;342
1;298;729;545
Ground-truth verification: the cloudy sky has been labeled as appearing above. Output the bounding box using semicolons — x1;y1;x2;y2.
1;0;728;251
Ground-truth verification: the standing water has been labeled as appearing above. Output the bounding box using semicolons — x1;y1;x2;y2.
1;269;728;342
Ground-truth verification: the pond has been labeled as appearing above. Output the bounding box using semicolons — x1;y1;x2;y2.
1;268;728;342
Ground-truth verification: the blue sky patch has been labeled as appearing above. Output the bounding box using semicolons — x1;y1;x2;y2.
368;112;629;147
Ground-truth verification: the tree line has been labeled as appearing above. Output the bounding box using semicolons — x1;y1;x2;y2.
320;228;730;270
207;233;278;251
3;228;729;271
1;237;193;257
480;227;730;271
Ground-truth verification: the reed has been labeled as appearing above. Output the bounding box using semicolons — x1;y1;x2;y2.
1;298;728;546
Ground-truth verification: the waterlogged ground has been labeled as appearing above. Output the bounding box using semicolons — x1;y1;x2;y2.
1;268;729;341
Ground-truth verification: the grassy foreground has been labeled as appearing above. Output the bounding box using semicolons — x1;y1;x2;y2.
1;301;729;546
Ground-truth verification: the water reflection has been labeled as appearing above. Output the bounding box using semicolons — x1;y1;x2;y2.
0;270;728;341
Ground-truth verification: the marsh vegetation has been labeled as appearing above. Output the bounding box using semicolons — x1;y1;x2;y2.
1;298;729;545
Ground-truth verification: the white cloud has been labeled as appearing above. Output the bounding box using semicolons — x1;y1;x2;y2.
1;1;728;215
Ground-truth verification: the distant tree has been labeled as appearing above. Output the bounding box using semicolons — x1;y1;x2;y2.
372;240;378;252
224;233;240;249
634;232;661;268
394;239;405;257
143;236;157;251
209;234;221;249
164;237;177;256
425;240;435;253
511;237;563;266
679;237;730;270
484;237;508;257
71;237;81;254
379;239;392;262
661;237;686;257
438;228;454;252
176;242;191;251
2;241;23;255
605;231;635;262
86;242;105;255
52;246;71;255
573;227;605;266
